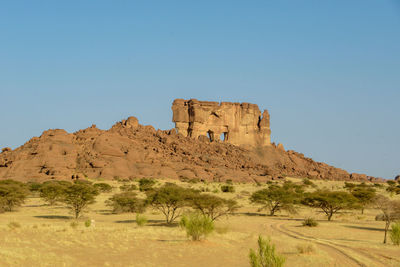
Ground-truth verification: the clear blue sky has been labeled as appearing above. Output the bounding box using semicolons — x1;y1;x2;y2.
1;1;399;179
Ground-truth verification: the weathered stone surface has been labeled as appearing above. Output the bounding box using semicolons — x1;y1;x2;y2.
172;99;271;147
1;147;12;153
0;106;381;183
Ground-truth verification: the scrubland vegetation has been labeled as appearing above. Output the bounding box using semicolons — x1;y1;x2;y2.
0;177;399;266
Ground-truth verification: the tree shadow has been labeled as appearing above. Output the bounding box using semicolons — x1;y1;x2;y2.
115;219;179;227
24;204;46;208
157;239;185;242
34;215;72;220
95;209;114;215
237;212;268;217
344;225;384;232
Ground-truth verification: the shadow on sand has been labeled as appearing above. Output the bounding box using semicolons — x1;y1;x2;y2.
115;219;179;227
34;215;72;220
344;225;384;232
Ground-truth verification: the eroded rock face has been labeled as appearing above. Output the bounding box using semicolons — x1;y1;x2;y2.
172;99;271;147
0;115;382;183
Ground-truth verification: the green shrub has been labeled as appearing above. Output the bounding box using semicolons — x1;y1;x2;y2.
106;192;146;214
302;217;318;227
302;178;315;187
138;178;156;192
296;243;315;254
249;236;285;267
0;180;29;212
84;219;91;228
390;222;400;245
27;182;42;193
221;185;235;193
180;213;214;241
119;184;137;192
136;214;148;227
94;183;113;193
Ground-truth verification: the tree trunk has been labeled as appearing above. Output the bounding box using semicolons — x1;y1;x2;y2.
269;209;275;216
327;211;333;221
384;220;390;244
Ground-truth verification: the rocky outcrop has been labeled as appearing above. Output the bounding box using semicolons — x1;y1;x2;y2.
0;115;382;183
172;99;271;147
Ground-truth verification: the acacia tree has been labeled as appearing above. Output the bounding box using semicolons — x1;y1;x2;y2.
62;183;99;219
146;184;195;224
190;194;239;221
374;195;400;244
250;182;303;216
106;191;146;214
0;180;28;212
39;181;70;205
302;190;358;221
351;187;376;214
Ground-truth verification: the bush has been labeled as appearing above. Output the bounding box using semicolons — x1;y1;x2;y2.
296;243;315;254
249;236;285;267
138;178;156;192
39;182;68;205
84;219;92;227
180;213;214;241
106;192;146;214
221;185;235;193
390;222;400;245
27;182;42;193
302;178;315;187
302;217;318;227
0;180;29;212
94;183;113;193
136;214;148;227
119;184;137;192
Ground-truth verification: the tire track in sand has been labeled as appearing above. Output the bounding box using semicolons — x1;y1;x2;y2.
270;220;384;267
279;222;390;267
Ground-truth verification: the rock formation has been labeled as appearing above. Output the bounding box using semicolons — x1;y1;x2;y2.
172;99;271;147
0;115;383;183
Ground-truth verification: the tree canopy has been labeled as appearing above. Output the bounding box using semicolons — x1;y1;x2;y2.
62;183;99;219
0;180;28;212
190;194;239;221
250;182;303;216
146;183;196;224
106;191;146;214
302;190;358;221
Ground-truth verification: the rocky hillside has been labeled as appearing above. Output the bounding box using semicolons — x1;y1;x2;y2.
0;116;383;183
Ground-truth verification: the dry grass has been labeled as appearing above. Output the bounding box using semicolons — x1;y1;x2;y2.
0;177;399;266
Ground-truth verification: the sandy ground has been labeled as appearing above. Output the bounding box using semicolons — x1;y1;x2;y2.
0;178;399;267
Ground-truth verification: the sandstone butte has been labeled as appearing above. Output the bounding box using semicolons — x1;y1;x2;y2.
0;99;384;183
